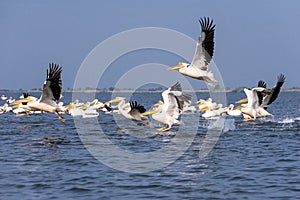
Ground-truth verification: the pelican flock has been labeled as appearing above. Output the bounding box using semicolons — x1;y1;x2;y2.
0;17;288;131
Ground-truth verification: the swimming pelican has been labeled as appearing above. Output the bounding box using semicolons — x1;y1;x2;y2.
12;63;65;122
145;82;191;131
168;17;217;87
224;104;242;116
1;95;7;101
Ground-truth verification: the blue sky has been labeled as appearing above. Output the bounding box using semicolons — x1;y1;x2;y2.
1;0;299;90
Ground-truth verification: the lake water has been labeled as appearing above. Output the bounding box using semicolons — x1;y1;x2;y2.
0;91;300;199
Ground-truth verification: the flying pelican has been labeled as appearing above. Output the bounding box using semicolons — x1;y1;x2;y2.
241;87;272;121
257;74;286;110
144;82;191;131
12;63;65;122
237;74;286;110
118;100;149;126
168;17;217;87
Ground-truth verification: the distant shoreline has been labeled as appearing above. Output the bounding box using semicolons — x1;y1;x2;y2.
1;89;300;93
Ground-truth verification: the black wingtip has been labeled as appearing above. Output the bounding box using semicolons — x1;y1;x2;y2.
130;101;146;113
277;74;286;83
258;80;267;88
170;82;182;92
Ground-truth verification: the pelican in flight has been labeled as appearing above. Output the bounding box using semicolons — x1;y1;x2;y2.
256;74;286;110
12;63;65;122
241;87;272;121
144;82;191;131
168;17;217;87
237;74;286;111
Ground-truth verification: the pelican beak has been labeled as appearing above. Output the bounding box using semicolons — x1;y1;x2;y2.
199;106;209;112
167;62;184;70
106;98;122;104
154;101;163;106
11;99;33;105
142;109;157;116
236;98;248;104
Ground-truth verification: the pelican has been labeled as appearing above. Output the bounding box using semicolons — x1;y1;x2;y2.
241;87;272;121
257;74;285;110
12;63;65;122
118;100;149;126
224;104;242;116
237;74;285;109
1;95;7;101
168;17;217;87
0;103;12;114
144;82;191;131
201;104;226;119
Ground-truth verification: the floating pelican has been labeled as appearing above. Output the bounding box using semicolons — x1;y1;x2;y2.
0;103;12;114
168;17;217;87
144;82;191;131
1;95;7;101
12;63;65;122
241;87;272;121
201;104;226;119
224;104;242;116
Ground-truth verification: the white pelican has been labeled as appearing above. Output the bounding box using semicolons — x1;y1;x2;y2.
201;104;226;119
1;95;7;101
12;63;65;122
224;104;242;116
168;17;217;87
237;74;286;110
118;100;149;126
144;82;191;131
0;103;12;114
241;87;272;121
257;74;285;110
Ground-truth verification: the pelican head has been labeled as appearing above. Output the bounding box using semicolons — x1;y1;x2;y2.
154;100;164;106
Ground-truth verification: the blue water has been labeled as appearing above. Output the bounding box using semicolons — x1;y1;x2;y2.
1;92;300;199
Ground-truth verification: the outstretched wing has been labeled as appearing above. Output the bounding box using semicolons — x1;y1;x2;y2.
164;82;191;115
40;63;62;103
256;80;267;105
267;74;285;105
190;17;215;70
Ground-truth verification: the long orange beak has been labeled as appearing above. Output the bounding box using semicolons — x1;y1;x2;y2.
236;98;248;104
167;62;184;70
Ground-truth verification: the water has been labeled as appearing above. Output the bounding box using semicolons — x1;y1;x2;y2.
1;92;300;199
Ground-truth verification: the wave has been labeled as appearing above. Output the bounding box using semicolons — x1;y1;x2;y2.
206;117;236;133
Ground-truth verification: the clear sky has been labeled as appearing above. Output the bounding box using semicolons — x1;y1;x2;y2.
1;0;299;90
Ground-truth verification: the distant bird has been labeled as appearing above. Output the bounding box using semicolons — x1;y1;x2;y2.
144;82;191;131
168;17;217;87
12;63;65;122
1;95;7;101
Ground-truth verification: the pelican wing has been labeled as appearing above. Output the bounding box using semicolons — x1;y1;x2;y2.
129;101;146;120
40;63;62;104
264;74;285;106
256;81;267;106
190;17;215;70
163;82;191;116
